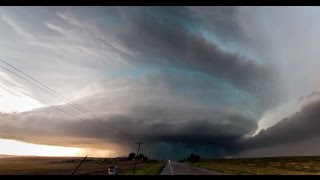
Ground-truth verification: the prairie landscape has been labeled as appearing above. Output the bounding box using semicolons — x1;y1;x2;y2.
189;156;320;175
0;155;165;175
3;155;320;175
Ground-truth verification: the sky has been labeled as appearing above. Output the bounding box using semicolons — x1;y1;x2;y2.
1;6;320;159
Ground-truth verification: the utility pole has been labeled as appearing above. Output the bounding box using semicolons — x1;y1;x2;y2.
158;153;160;162
133;141;144;173
71;155;88;175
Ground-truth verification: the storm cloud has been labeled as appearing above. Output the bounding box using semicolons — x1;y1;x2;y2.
245;98;320;152
0;74;259;159
1;7;320;159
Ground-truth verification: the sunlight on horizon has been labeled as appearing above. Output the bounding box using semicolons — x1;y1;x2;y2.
0;138;116;158
0;138;81;157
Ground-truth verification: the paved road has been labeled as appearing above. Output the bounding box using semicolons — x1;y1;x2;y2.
160;162;225;175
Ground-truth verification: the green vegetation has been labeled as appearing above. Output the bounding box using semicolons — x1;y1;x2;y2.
121;162;165;175
188;156;320;175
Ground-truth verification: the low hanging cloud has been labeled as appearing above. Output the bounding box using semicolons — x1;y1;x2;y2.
0;72;260;159
249;99;320;147
238;98;320;157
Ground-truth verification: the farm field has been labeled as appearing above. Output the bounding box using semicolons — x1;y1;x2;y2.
0;155;165;175
188;156;320;175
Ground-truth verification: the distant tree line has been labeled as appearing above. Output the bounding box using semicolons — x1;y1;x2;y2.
178;153;201;163
127;152;149;162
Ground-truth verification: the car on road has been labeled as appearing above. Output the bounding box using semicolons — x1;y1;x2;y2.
108;165;118;175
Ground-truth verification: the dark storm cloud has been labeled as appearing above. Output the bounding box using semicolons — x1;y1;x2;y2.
187;6;246;41
107;106;257;143
0;75;259;158
6;96;320;158
91;7;281;117
0;6;288;158
110;7;277;91
246;99;320;150
0;110;256;159
139;6;246;43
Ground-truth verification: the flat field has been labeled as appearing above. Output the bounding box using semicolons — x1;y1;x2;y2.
0;155;165;175
189;156;320;175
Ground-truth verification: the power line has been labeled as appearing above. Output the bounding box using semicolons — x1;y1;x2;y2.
0;58;136;140
0;58;115;129
0;58;144;160
0;74;115;138
0;58;137;141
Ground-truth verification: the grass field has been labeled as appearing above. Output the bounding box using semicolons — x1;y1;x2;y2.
122;162;165;175
188;156;320;175
0;156;165;175
4;155;320;175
